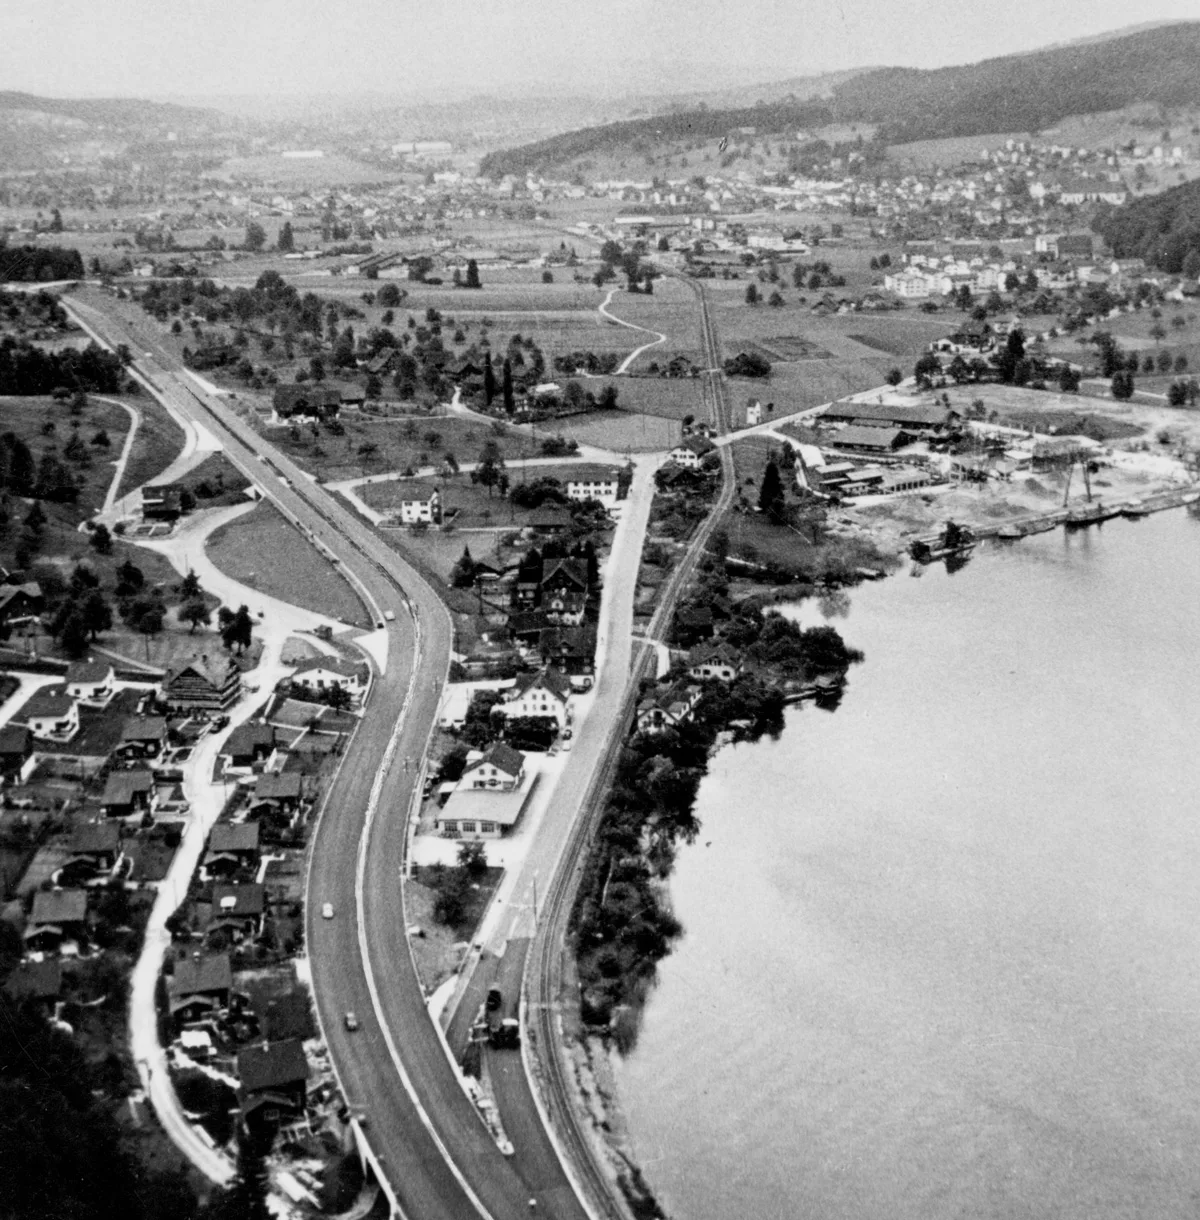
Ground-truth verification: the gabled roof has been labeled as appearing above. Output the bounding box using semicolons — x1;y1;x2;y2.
65;661;113;685
208;823;260;854
69;823;120;855
508;668;571;702
0;724;31;756
211;883;265;917
836;425;905;449
5;958;62;1001
121;716;168;743
170;953;233;999
253;772;302;801
465;741;525;778
291;655;366;680
564;464;623;484
224;722;276;757
101;769;155;805
31;888;88;926
687;642;742;669
166;655;237;687
540;559;588;591
389;479;440;504
237;1038;309;1093
20;686;74;721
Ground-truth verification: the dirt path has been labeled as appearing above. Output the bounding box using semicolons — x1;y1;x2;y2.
598;287;667;374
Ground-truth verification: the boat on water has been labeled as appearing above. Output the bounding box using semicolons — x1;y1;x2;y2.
1122;502;1151;518
909;521;976;563
1065;501;1119;528
996;525;1024;540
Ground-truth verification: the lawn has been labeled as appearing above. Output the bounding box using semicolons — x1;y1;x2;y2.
205;500;372;627
364;475;536;530
174;453;253;507
114;393;187;500
551;410;680;452
582;375;703;421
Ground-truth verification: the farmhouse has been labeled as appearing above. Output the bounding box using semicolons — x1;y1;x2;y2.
237;1038;309;1130
162;655;241;711
273;384;342;420
564;464;623;505
499;668;571;727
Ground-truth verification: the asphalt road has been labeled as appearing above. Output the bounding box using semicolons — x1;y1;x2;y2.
62;289;590;1220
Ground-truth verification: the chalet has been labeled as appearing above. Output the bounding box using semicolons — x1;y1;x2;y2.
636;684;702;734
833;425;909;454
238;1038;309;1130
507;609;548;647
528;504;573;535
25;888;88;954
329;381;365;408
0;725;34;783
162;655;241;711
540;559;589;597
687;642;743;684
273;384;341;420
564;464;623;505
388;481;442;525
667;437;715;469
290;655;368;695
101;769;156;818
540;563;588;624
169;953;233;1031
207;883;266;945
63;823;122;879
539;625;596;676
221;722;276;770
204;823;261;879
499;668;571;727
0;581;44;627
674;605;714;644
65;660;116;707
18;687;79;742
4;958;62;1011
117;716;169;760
461;742;526;791
142;484;183;521
249;771;303;817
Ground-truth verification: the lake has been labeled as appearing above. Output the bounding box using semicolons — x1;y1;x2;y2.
614;509;1200;1220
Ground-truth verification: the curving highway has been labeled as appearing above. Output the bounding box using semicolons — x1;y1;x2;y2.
62;288;591;1220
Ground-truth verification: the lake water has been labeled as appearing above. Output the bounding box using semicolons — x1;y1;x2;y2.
614;510;1200;1220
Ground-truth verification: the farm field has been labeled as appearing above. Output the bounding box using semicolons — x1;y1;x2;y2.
551;410;680;453
205;501;372;627
584;375;704;421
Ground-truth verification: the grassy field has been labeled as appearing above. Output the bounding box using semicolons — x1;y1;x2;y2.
552;410;680;452
205;501;372;627
175;453;252;507
587;375;703;421
114;394;187;499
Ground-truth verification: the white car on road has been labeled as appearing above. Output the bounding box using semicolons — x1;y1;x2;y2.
321;902;334;919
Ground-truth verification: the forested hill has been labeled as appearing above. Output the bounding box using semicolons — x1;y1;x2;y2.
835;22;1200;144
0;91;215;127
1093;177;1200;274
481;22;1200;177
478;99;833;179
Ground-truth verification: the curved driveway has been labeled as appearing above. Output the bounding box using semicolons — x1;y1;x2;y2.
63;290;587;1220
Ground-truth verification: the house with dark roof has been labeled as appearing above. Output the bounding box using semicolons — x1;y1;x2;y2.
249;772;303;817
25;888;88;954
273;384;341;420
63;822;122;878
221;723;277;770
461;742;526;791
168;953;233;1031
636;683;703;735
237;1038;309;1131
673;605;714;645
0;724;34;783
100;769;156;818
142;484;183;521
528;504;572;535
539;625;596;676
18;686;79;742
65;661;116;707
117;716;169;760
499;669;571;727
162;655;240;711
207;883;266;945
4;958;62;1011
822;402;959;435
832;425;910;454
204;822;261;879
0;581;44;627
686;642;743;684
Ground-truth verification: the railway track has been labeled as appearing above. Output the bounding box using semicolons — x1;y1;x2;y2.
523;273;737;1220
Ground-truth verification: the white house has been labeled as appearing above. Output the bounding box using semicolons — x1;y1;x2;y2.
389;482;442;525
19;687;79;742
435;742;536;840
499;669;571;728
65;661;116;707
667;437;715;469
460;742;526;791
565;465;623;505
686;644;742;684
290;655;368;695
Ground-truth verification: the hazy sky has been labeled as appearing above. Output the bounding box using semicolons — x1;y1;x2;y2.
5;0;1200;99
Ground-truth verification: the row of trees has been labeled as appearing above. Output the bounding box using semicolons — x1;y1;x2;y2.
0;336;126;396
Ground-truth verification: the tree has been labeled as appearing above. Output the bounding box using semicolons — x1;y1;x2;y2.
222;604;254;653
213;1132;272;1220
243;222;266;252
767;290;785;307
744;283;760;305
758;459;785;522
885;367;903;386
450;546;477;589
1057;364;1082;392
457;840;488;877
81;590;112;639
502;358;514;414
58;607;90;657
90;523;112;554
1168;380;1189;406
276;221;294;253
483;355;497;407
913;352;941;389
182;600;211;633
465;259;481;289
116;558;144;596
477;440;505;498
1111;369;1136;400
